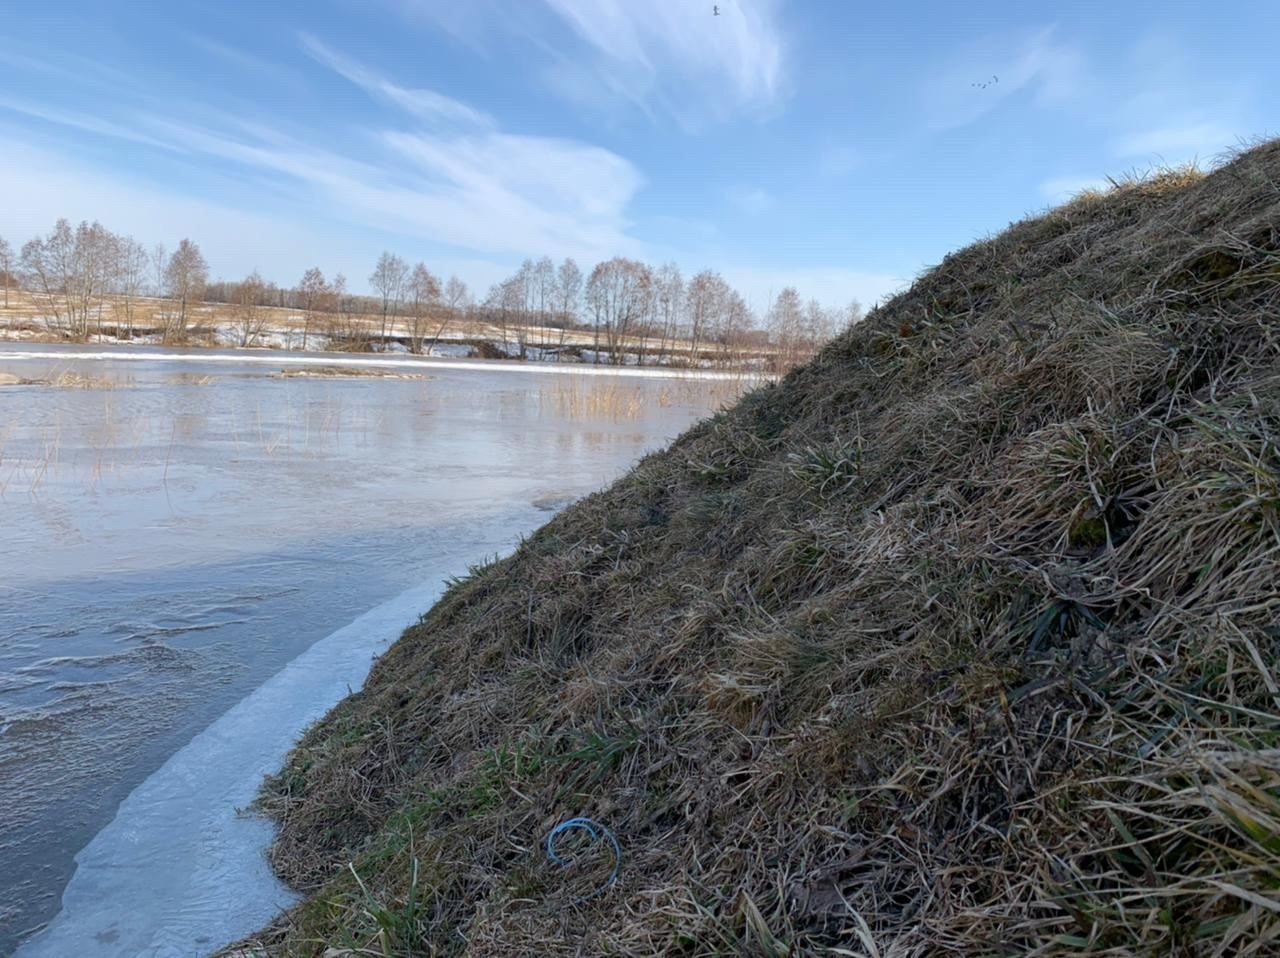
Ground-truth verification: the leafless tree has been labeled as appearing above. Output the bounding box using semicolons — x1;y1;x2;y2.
585;257;653;365
0;236;14;310
164;239;208;343
326;272;363;347
406;262;442;354
653;262;684;366
432;275;470;354
530;256;555;350
297;267;329;350
717;288;754;366
112;235;149;340
767;286;805;371
231;270;269;346
21;219;116;340
684;269;729;367
444;275;470;314
556;258;582;325
151;243;168;299
369;251;408;350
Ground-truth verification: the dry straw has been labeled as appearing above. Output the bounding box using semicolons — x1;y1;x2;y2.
242;140;1280;956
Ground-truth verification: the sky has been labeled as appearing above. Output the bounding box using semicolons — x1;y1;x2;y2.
2;0;1278;311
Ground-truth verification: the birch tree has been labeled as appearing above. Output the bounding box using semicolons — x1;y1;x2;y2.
297;267;328;350
406;262;441;354
370;252;408;350
112;235;149;339
21;219;116;340
554;258;582;357
232;270;269;346
164;239;208;342
685;270;729;368
585;257;652;365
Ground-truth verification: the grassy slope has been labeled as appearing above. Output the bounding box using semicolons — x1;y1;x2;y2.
249;142;1280;956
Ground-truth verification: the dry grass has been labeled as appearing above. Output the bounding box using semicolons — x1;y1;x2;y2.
241;142;1280;957
270;366;426;380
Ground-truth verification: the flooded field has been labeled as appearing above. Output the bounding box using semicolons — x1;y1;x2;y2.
0;344;738;955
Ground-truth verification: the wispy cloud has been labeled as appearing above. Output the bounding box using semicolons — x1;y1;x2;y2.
544;0;784;116
398;0;787;125
300;34;494;128
4;37;645;267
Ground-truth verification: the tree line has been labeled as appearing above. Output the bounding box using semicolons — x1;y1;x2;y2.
0;218;862;370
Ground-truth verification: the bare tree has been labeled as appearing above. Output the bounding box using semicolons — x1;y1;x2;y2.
369;252;408;350
0;236;14;309
406;262;441;354
554;258;582;358
684;269;730;368
718;288;754;367
653;262;684;366
433;275;470;354
164;239;208;343
531;256;555;350
20;219;116;340
444;275;470;313
326;273;362;347
231;270;269;346
150;243;168;299
112;235;149;340
585;257;653;365
297;267;328;350
767;286;805;371
843;299;864;329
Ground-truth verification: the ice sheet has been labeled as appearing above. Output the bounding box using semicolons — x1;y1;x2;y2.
16;578;450;958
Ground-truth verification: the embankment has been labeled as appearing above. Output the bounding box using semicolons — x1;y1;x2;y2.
246;141;1280;955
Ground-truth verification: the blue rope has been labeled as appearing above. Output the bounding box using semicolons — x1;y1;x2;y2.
545;816;621;898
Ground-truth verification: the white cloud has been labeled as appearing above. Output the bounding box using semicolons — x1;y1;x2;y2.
300;34;494;128
398;0;786;125
543;0;784;117
4;39;646;268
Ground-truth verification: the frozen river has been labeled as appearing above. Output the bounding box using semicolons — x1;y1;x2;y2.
0;344;734;955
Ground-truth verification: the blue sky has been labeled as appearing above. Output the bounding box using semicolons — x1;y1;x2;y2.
2;1;1277;309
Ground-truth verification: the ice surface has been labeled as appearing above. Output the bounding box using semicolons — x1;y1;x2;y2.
0;342;734;954
15;578;450;958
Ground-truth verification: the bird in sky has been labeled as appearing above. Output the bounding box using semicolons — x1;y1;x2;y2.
972;74;999;90
713;5;720;15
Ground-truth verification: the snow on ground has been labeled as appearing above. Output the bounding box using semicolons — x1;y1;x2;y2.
0;347;752;381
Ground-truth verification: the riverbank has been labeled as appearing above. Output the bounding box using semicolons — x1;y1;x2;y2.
245;142;1280;955
0;292;776;373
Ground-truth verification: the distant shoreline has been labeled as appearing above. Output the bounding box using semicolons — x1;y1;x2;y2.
0;342;758;381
